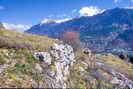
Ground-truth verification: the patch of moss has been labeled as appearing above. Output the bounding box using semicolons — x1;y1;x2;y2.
78;83;86;89
49;65;56;71
15;63;26;69
14;64;26;75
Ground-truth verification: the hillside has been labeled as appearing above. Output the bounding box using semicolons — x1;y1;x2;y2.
26;8;133;53
0;29;133;88
0;29;58;51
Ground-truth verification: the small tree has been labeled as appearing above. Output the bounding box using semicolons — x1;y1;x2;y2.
61;31;81;51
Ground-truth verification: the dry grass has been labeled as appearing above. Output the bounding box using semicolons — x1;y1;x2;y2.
0;29;59;51
96;54;133;79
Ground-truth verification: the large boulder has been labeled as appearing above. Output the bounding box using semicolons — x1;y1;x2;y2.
33;43;75;88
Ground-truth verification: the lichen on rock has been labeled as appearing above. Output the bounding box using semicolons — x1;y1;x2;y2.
33;43;75;88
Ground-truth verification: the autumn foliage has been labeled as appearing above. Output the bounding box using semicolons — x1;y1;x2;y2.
61;31;81;51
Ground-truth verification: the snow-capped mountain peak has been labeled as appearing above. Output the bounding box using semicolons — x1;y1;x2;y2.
2;23;31;32
41;18;71;24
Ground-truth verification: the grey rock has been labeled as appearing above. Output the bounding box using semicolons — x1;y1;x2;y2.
34;43;75;88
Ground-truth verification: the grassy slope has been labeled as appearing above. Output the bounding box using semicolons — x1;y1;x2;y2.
96;54;133;79
0;29;58;51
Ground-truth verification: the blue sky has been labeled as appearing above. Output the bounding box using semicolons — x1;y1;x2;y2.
0;0;133;25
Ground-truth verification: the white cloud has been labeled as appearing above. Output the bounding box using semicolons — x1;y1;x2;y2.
124;6;133;9
0;5;4;10
113;0;133;3
2;23;31;32
47;14;69;19
79;6;102;16
114;0;119;3
41;18;71;24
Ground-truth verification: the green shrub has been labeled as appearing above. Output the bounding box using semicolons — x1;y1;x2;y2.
26;53;37;64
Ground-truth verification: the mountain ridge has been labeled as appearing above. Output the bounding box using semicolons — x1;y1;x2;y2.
26;8;133;53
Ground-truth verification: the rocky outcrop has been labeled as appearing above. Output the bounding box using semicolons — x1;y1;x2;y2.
33;43;133;89
34;43;75;88
0;43;133;88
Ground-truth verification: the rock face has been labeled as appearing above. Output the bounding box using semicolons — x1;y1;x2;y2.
34;43;75;88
